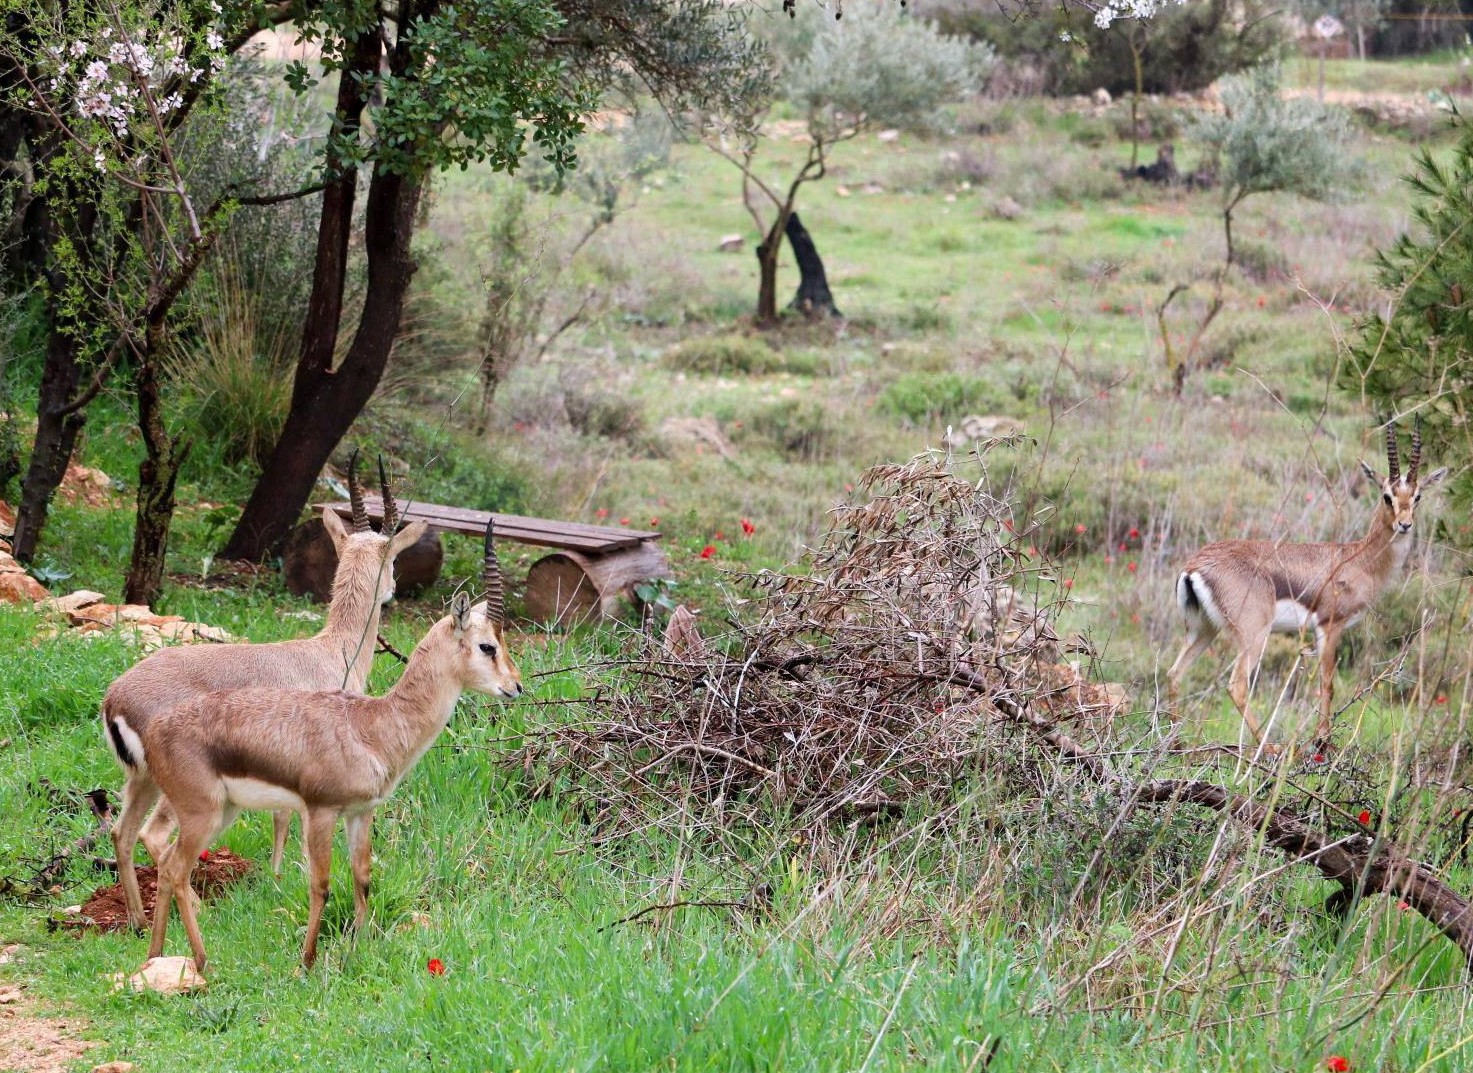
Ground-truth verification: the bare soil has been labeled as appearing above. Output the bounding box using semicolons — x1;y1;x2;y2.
60;849;255;933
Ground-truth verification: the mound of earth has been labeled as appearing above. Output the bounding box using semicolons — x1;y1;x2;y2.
59;849;255;933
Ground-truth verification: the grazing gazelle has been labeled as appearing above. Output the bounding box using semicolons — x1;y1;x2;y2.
102;454;428;930
1167;422;1446;749
129;523;521;972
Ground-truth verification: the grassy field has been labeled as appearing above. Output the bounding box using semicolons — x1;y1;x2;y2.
6;53;1473;1072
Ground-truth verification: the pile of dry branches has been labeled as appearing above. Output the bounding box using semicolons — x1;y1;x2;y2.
520;449;1122;830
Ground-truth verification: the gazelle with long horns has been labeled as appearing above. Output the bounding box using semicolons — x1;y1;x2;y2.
1167;422;1446;748
131;522;520;971
102;452;428;930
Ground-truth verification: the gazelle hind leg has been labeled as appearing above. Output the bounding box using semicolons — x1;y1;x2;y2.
1229;628;1276;753
1315;625;1344;743
269;810;293;876
301;808;340;969
111;774;163;932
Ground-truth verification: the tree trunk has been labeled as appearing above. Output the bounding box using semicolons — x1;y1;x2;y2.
754;217;784;327
123;354;189;605
219;165;426;561
785;212;840;319
12;327;87;562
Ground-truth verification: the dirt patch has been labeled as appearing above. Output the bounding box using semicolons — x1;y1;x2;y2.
60;850;255;933
0;983;99;1073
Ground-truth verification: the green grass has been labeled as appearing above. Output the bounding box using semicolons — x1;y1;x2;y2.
9;66;1473;1070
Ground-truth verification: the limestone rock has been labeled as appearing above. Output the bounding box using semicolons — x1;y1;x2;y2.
0;552;48;604
717;233;744;253
113;956;207;995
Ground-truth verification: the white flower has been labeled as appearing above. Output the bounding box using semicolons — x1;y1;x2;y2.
93;148;106;171
68;40;88;58
205;29;224;51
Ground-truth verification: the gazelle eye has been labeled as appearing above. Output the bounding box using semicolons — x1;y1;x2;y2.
478;642;498;658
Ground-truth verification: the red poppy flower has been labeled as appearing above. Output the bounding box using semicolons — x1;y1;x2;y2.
198;849;211;862
1074;524;1087;534
740;518;756;536
1436;695;1448;705
595;508;609;519
619;517;629;526
1326;1057;1350;1073
1398;901;1410;911
699;545;716;559
1128;527;1140;540
1126;561;1138;573
427;958;446;976
649;518;659;527
714;531;725;541
1062;579;1073;590
1358;810;1371;825
1312;753;1326;764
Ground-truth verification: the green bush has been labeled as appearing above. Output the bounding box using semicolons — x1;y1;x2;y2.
876;372;1008;424
663;334;785;376
740;399;834;462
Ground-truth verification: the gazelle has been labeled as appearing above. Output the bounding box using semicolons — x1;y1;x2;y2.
1167;422;1446;749
102;454;428;930
132;525;520;972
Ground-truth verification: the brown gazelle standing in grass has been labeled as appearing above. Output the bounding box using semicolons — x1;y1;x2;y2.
129;523;520;972
102;454;428;930
1167;422;1446;750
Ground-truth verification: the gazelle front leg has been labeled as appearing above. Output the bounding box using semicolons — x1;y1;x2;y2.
344;810;375;936
1315;624;1344;743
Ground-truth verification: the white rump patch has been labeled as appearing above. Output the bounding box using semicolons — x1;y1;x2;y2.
1271;599;1319;634
221;776;306;814
108;717;147;772
1181;571;1228;630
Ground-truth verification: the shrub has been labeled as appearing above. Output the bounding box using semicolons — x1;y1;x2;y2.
876;372;1009;424
663;334;784;376
741;399;834;461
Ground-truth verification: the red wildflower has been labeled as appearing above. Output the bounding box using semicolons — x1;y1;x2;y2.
1062;578;1074;590
1074;524;1087;534
1312;753;1326;764
699;545;716;559
1436;695;1448;705
198;849;211;862
1358;810;1371;825
595;508;609;520
741;518;756;536
619;517;629;526
714;531;725;541
1128;527;1140;540
1126;561;1138;574
427;958;446;976
1398;901;1410;911
649;518;660;527
1326;1057;1350;1073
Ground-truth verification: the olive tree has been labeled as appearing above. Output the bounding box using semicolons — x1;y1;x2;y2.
707;3;992;326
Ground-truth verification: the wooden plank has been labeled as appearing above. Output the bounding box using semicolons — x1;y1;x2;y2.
318;498;660;554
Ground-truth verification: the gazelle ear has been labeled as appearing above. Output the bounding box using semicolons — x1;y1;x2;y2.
1358;460;1381;486
450;592;472;633
321;506;350;551
1420;466;1449;490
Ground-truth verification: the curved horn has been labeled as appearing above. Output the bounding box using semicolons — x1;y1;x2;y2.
483;517;505;629
1410;417;1423;484
1385;421;1401;484
378;455;399;534
347;448;370;533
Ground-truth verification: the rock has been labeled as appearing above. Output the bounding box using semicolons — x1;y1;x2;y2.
717;233;745;253
876;129;900;142
92;1062;137;1073
1092;87;1112;107
0;552;48;604
43;590;108;614
990;196;1023;221
57;464;119;508
944;415;1025;448
113;956;207;995
0;499;13;536
835;185;851;198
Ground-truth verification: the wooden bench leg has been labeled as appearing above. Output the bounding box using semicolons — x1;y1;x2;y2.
523;542;671;625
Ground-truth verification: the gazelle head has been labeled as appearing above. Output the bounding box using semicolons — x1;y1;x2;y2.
1359;420;1448;539
445;519;521;698
322;450;429;606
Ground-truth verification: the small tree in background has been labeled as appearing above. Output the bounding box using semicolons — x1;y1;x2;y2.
1344;116;1473;531
708;2;993;326
1162;64;1354;392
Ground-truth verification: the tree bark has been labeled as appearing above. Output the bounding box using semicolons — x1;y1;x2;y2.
754;217;784;327
123;353;189;605
220;164;426;561
784;212;840;320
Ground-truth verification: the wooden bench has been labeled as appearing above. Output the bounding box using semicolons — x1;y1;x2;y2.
314;497;670;625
